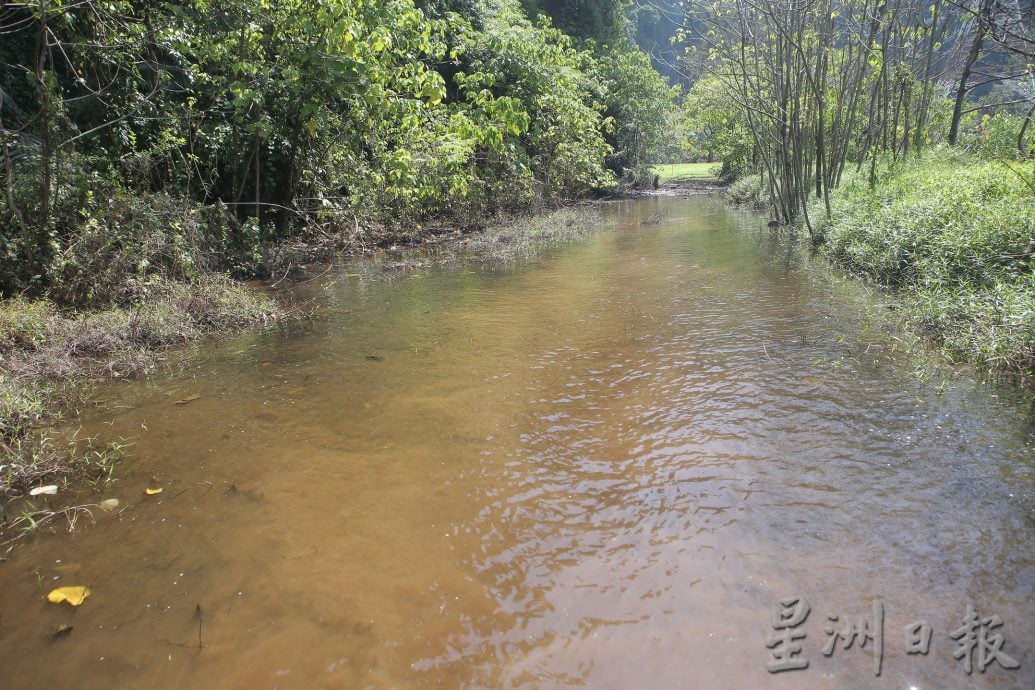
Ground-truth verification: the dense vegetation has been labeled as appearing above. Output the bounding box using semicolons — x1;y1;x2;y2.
0;0;679;506
678;0;1033;229
816;150;1034;373
0;0;675;300
677;0;1034;374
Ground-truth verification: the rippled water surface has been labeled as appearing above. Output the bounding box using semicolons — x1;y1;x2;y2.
1;195;1033;689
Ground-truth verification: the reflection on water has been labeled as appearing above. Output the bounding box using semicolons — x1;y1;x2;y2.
0;196;1032;689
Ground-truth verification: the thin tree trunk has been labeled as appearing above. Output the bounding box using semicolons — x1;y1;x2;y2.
949;0;993;145
1019;102;1035;156
914;0;942;150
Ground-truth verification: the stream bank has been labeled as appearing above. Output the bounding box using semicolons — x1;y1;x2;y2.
0;205;612;539
0;194;1030;689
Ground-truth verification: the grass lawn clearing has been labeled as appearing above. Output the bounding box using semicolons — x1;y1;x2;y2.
653;162;721;183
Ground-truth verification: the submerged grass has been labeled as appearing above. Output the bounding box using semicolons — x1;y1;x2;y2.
813;149;1035;377
452;206;606;265
0;276;280;507
372;206;609;271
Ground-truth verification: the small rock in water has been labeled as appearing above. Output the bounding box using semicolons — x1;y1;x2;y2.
100;499;120;511
29;485;58;496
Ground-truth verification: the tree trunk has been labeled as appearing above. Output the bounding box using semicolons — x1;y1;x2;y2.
949;0;993;145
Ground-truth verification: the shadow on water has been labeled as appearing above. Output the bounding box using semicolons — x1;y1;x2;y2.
0;195;1032;689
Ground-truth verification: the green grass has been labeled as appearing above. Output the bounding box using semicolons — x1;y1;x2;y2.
813;148;1035;376
0;278;281;503
727;173;768;208
653;162;721;183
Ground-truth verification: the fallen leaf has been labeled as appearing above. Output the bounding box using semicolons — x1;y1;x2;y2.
99;498;119;511
47;586;91;607
145;487;163;495
174;394;201;405
29;485;58;496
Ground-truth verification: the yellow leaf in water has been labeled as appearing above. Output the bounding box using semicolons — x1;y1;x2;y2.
47;586;91;606
174;394;201;405
145;487;163;495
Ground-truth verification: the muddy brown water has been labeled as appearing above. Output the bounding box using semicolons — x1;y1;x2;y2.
1;195;1033;689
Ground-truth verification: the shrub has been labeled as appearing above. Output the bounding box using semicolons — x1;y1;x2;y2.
727;173;768;208
814;148;1035;375
44;191;242;308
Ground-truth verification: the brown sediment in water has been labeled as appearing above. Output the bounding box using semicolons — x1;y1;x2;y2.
0;195;1031;689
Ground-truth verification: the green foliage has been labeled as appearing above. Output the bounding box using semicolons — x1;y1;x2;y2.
678;0;1032;223
458;3;616;203
593;47;680;181
47;189;236;307
817;150;1033;288
519;0;629;44
726;173;768;208
0;0;674;295
907;281;1035;373
814;149;1035;374
959;111;1033;160
680;76;752;179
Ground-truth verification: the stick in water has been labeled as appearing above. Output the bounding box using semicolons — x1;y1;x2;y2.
194;603;203;649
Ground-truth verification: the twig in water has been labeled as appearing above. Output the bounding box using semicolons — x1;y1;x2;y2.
274;262;334;290
195;603;203;649
270;262;293;288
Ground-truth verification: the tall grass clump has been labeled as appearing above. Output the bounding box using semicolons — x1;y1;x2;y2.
813;148;1034;375
726;173;768;208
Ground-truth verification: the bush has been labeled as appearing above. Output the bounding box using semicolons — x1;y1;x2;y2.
904;281;1035;372
0;298;53;353
814;148;1035;375
959;111;1032;160
726;173;767;208
45;190;239;308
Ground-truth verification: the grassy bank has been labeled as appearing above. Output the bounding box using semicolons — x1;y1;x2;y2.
812;149;1034;376
1;278;279;508
0;203;609;531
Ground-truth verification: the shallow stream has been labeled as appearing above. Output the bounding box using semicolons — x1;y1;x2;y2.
1;195;1032;689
